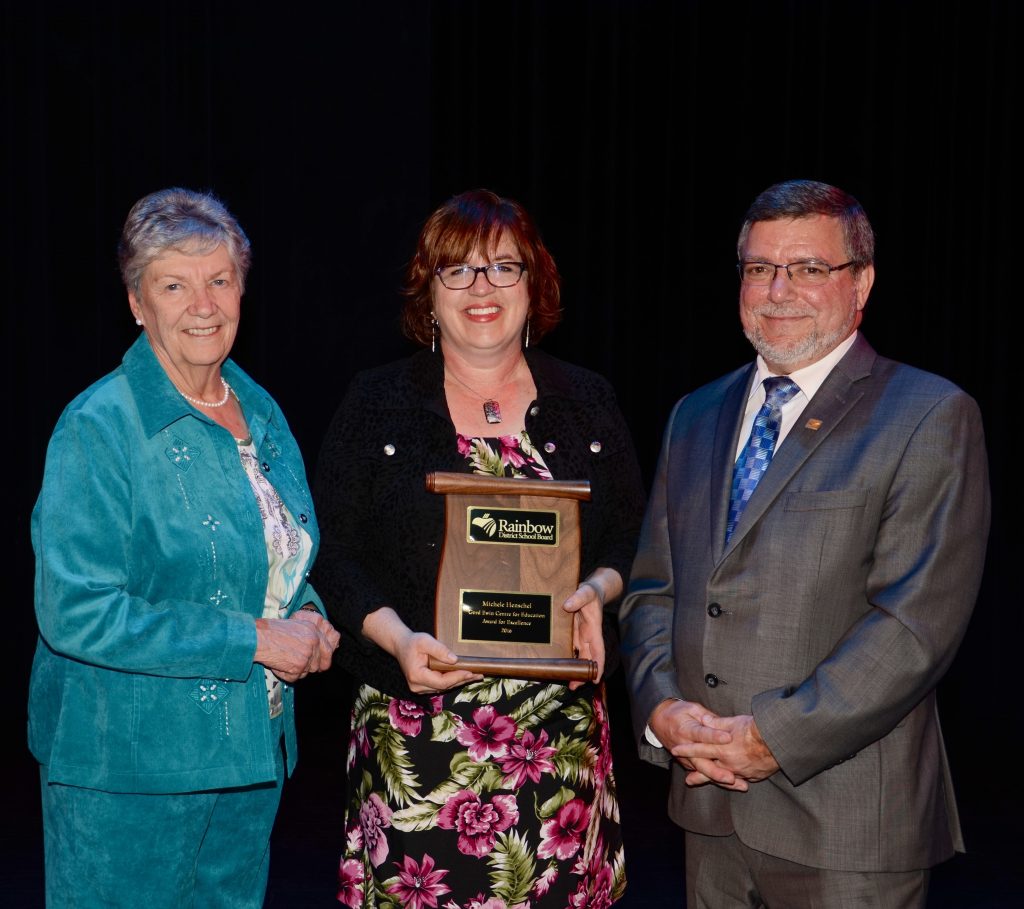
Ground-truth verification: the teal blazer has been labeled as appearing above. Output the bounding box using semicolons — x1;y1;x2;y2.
29;335;321;793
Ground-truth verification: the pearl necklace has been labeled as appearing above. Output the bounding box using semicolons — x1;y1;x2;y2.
179;377;232;408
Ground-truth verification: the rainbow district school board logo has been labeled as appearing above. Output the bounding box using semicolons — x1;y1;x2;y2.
467;507;559;546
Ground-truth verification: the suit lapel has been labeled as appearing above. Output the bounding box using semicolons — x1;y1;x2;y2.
721;337;877;557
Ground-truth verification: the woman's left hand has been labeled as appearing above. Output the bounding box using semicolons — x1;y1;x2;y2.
291;608;341;670
562;568;623;691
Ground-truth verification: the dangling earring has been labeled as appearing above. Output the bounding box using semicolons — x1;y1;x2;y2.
524;319;531;350
430;312;438;354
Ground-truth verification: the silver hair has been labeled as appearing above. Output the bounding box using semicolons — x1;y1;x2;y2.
737;180;875;273
117;187;252;296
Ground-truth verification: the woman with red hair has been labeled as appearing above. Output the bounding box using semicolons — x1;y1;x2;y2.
314;190;643;908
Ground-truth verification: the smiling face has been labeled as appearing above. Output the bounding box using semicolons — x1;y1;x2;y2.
430;235;530;361
128;244;241;385
739;215;874;373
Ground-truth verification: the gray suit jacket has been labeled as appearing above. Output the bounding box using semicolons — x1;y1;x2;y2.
619;335;990;872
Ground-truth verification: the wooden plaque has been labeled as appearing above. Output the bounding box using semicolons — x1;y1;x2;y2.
425;471;597;682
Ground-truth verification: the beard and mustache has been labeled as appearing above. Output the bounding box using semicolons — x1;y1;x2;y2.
742;298;859;371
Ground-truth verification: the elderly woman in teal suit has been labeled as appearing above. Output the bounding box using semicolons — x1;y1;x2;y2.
28;188;339;908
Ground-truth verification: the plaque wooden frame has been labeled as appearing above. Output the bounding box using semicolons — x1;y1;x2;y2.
425;471;597;682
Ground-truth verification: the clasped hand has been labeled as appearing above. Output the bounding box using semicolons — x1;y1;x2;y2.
255;609;340;683
650;699;779;791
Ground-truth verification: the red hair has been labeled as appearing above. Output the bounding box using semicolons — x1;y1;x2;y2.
401;190;562;346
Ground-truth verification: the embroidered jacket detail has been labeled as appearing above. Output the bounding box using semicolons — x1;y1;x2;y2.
165;437;201;471
189;679;231;714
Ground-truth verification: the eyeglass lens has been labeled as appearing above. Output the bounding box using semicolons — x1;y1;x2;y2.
437;263;524;289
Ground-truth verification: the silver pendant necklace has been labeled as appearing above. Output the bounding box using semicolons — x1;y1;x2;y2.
445;359;524;425
482;399;502;424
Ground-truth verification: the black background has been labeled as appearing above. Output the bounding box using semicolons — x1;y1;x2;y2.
3;2;1019;905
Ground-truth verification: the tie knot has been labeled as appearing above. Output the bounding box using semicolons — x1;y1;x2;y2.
762;376;800;408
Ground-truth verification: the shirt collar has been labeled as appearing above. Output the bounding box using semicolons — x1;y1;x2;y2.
751;330;859;403
122;333;271;440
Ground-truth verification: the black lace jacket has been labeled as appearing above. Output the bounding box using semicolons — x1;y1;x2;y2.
312;347;646;697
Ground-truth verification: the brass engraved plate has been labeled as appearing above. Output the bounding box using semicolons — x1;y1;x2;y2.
458;590;552;644
466;506;560;546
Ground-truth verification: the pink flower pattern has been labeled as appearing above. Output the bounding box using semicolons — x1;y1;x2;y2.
448;894;511;909
456;432;553;481
436;790;520;857
496;435;527;468
389;697;431;736
347;706;372;771
455;704;518;761
532;864;559;898
593;697;612;789
337;857;365;907
345;821;363;854
498;728;557;788
568;865;614;909
359;792;393;867
569;840;615;909
538;799;590;861
343;678;622;906
387;854;452;909
472;898;511;909
342;676;623;907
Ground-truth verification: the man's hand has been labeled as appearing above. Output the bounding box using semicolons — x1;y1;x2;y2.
670;713;779;789
649;699;746;789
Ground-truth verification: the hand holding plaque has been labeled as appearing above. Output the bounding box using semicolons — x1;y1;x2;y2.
425;472;598;682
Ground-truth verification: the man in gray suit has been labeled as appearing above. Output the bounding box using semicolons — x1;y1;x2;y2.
619;180;989;908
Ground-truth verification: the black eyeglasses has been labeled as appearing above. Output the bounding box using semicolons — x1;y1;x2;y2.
738;259;859;287
434;262;527;290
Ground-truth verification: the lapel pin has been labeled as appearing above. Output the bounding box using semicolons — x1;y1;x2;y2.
804;418;823;431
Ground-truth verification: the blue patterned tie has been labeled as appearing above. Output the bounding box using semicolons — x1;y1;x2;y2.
725;376;800;542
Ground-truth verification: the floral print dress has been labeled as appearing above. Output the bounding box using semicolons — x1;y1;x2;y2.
339;432;626;909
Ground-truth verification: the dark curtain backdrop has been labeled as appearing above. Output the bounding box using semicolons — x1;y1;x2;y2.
4;0;1018;904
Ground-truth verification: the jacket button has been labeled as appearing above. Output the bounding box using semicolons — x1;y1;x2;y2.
261;462;271;472
589;440;602;453
705;673;719;688
530;405;540;416
384;444;396;456
707;603;722;617
299;513;309;524
543;441;556;454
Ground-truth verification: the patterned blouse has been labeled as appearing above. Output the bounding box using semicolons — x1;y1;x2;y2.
456;431;553;480
237;438;313;718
